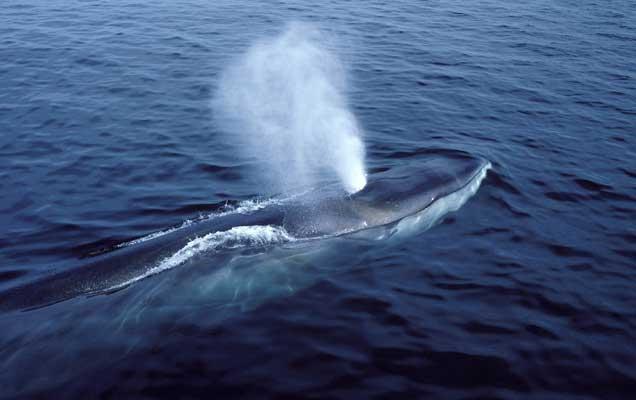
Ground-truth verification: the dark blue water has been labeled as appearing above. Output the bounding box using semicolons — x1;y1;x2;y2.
1;0;635;398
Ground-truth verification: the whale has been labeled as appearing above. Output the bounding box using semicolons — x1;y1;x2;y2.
0;150;491;312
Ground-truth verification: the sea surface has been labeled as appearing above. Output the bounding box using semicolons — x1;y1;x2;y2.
1;0;635;398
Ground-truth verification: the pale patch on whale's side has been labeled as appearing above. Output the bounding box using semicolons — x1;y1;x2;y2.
388;161;491;238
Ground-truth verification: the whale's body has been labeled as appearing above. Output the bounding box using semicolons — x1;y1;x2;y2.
0;151;490;312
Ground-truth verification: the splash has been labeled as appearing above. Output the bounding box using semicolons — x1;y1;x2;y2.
214;22;367;194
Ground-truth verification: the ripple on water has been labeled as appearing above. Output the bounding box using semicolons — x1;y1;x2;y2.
1;0;636;398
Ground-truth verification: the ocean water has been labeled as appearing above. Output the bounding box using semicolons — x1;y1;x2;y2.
1;0;635;398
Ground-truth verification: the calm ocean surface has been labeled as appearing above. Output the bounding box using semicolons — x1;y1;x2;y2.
1;0;635;398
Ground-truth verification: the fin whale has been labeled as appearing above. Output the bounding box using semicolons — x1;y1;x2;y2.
0;151;490;312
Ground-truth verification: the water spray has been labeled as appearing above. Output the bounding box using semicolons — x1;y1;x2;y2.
214;22;367;194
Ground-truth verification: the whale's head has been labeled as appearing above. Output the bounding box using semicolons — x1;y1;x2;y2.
350;150;490;224
283;149;490;237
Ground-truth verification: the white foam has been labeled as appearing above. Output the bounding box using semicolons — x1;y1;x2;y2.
120;220;194;247
117;198;280;248
108;225;294;291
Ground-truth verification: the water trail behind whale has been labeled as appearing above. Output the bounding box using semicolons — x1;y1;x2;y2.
214;22;367;194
